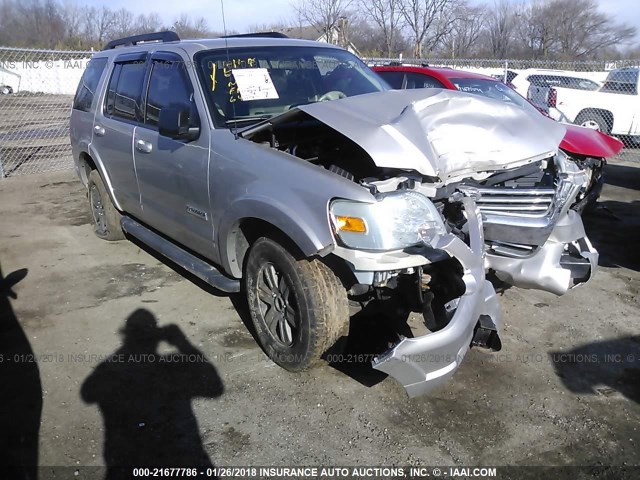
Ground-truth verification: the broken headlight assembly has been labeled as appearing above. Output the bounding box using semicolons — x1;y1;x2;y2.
330;191;446;251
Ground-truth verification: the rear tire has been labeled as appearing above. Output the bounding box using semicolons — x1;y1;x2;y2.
574;111;610;133
88;170;124;241
245;237;349;371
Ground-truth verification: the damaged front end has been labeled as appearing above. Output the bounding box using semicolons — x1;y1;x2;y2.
327;189;503;396
327;188;503;396
466;151;598;295
238;88;596;394
366;197;503;397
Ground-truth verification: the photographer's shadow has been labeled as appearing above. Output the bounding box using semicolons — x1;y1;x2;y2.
81;309;224;478
0;266;42;480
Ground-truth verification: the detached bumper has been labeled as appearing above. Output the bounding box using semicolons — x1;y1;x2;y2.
372;198;503;397
486;210;598;295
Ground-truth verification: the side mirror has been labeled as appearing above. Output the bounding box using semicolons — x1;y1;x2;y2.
158;106;199;141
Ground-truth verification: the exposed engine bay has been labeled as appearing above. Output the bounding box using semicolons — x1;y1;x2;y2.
241;111;383;183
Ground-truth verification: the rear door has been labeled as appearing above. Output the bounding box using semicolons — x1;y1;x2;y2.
70;56;108;179
133;51;213;258
91;52;147;218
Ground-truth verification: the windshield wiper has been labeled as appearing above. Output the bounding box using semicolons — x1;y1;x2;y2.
225;115;272;126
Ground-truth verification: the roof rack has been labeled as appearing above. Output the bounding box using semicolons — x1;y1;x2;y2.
103;31;180;50
221;32;289;39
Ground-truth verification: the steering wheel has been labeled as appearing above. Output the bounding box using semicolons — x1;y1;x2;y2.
317;90;347;102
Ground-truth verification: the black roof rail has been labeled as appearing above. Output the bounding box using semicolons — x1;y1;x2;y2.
103;31;180;50
221;32;289;39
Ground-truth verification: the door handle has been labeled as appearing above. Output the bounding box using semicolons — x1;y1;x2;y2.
135;139;153;154
93;125;105;137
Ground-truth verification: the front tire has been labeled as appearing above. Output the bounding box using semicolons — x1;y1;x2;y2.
245;237;349;371
88;170;124;241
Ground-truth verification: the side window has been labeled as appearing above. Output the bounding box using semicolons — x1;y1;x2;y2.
104;60;147;122
377;71;445;90
73;57;108;112
405;72;445;89
376;71;405;89
145;59;199;128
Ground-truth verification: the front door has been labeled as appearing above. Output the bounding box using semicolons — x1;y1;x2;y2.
133;51;213;259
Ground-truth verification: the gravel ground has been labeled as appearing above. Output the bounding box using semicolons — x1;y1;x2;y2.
0;158;638;478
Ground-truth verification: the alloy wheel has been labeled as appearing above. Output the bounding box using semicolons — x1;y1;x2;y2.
256;263;299;346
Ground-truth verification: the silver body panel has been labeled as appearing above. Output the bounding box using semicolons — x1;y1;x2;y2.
486;210;598;296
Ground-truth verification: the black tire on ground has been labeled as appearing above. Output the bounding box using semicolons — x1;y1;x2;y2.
245;236;349;372
574;111;611;133
88;170;125;241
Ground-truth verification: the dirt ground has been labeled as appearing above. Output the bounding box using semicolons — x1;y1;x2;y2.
0;158;639;476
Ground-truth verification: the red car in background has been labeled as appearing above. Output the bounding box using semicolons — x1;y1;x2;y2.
372;65;624;213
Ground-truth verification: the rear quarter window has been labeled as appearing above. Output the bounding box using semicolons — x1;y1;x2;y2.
73;57;108;112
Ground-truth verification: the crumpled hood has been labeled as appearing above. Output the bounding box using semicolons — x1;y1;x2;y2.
298;89;567;182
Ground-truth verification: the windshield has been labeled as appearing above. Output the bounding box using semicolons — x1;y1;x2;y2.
195;46;388;128
449;77;539;114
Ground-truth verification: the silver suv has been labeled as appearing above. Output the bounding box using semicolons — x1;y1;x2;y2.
70;32;589;396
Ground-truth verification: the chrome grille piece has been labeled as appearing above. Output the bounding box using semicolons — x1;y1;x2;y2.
476;187;556;218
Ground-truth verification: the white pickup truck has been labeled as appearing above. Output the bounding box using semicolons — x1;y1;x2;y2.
538;67;640;141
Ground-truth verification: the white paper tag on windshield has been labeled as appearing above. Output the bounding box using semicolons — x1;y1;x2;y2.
232;68;279;101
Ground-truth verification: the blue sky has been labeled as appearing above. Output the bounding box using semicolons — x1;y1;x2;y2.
88;0;639;41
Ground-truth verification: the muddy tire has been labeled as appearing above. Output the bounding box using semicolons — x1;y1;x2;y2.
88;170;124;241
245;236;349;372
574;111;610;133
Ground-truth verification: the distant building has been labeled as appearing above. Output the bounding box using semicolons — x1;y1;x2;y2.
279;17;360;56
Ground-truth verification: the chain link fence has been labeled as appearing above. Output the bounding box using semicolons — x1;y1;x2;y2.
1;47;639;178
0;47;93;177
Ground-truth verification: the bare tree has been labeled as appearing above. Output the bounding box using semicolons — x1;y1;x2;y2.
293;0;353;42
359;0;402;57
83;6;117;47
485;0;515;58
60;0;82;42
111;8;135;39
439;1;484;58
172;14;209;39
135;13;163;35
399;0;459;58
545;0;636;58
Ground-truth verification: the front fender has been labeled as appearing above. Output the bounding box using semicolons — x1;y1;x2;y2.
218;196;334;278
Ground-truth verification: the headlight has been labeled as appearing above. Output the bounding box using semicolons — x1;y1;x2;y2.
330;191;446;251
